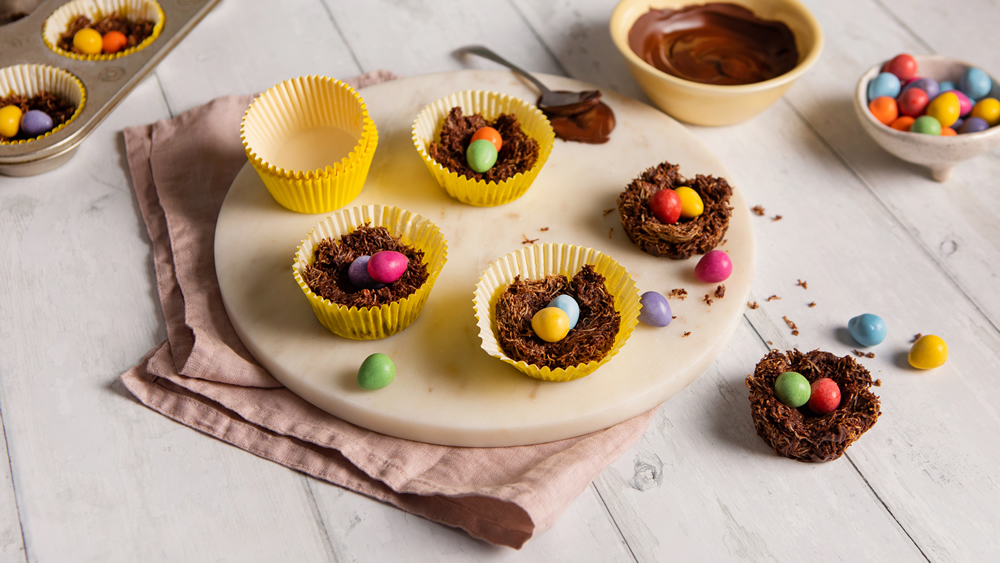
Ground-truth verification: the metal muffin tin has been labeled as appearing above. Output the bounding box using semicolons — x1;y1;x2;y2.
0;0;219;176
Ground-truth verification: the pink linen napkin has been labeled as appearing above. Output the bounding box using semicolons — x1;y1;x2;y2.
119;70;657;549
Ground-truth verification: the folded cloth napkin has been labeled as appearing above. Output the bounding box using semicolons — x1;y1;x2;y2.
120;70;657;549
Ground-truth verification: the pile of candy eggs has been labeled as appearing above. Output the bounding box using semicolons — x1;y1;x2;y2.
466;126;502;173
774;371;841;415
72;28;128;55
531;294;580;342
649;186;704;225
0;105;56;140
867;54;999;136
347;251;408;290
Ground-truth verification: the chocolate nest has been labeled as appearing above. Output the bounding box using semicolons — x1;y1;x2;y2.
495;265;620;370
617;161;734;259
0;93;77;141
302;225;429;309
57;13;155;53
746;349;882;463
427;107;539;183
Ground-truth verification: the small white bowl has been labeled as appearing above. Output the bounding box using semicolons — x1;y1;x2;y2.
854;55;1000;182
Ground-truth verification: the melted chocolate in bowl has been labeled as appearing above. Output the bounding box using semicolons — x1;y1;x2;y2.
628;3;798;86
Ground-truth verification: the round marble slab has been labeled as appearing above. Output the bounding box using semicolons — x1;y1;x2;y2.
215;70;756;447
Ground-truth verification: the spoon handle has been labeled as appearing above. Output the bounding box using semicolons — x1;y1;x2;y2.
457;45;554;96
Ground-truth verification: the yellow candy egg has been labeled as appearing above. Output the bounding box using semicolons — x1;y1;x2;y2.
0;105;23;138
531;306;570;343
908;334;948;370
675;186;704;219
971;98;1000;127
926;92;960;128
73;28;103;55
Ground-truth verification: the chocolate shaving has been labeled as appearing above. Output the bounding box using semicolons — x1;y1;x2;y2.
427;107;539;183
495;265;619;370
57;13;155;53
602;208;615;217
772;215;783;222
767;295;781;301
683;331;692;337
783;316;798;336
748;301;759;309
808;302;817;308
911;333;922;343
617;161;734;259
302;225;428;309
522;234;538;244
796;279;808;289
751;205;766;216
714;285;726;299
540;227;549;232
668;289;688;300
852;349;875;358
0;93;77;141
608;228;614;239
703;294;713;306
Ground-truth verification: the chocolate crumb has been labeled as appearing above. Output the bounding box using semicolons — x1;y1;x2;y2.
874;379;882;387
911;333;922;343
768;340;774;346
608;227;613;239
683;331;691;337
792;330;800;336
808;302;817;308
672;316;677;319
796;279;808;289
704;294;713;306
540;227;549;232
772;215;783;222
721;239;728;246
522;234;538;244
852;349;875;359
751;205;766;216
767;295;781;301
669;288;688;300
428;107;539;182
748;301;759;309
714;285;726;299
783;315;798;335
602;208;615;217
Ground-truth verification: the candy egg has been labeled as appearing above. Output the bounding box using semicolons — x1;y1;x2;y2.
531;307;570;343
910;115;941;135
0;105;22;138
960;67;992;100
970;98;1000;127
959;116;989;134
889;116;915;131
939;80;957;92
908;334;948;370
547;295;580;330
694;250;732;283
638;291;672;327
357;353;396;390
73;28;103;55
926;91;960;128
774;371;811;408
807;378;841;415
897;88;929;118
847;313;887;346
102;30;128;54
884;54;917;81
368;251;408;284
470;126;502;151
466;138;498;173
952;117;965;131
867;72;901;101
649;189;681;224
902;77;939;100
868;96;898;125
951;90;973;117
347;255;386;290
674;186;704;219
941;127;957;136
20;110;54;137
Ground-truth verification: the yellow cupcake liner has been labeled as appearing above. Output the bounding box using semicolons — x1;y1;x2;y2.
293;205;448;340
474;243;640;382
242;75;378;213
42;0;165;61
412;90;555;207
0;64;86;146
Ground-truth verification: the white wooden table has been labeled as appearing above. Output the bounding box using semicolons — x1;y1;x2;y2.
3;0;999;560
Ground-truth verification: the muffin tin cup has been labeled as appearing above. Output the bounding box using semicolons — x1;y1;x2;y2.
412;90;555;207
474;243;640;382
42;0;166;61
0;63;86;146
292;205;449;340
242;75;378;214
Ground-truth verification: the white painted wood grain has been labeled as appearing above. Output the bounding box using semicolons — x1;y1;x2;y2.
0;415;25;563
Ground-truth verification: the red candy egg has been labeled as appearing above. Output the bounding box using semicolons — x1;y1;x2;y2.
807;378;841;415
368;251;408;284
649;189;681;224
884;54;917;82
470;126;502;152
897;88;929;117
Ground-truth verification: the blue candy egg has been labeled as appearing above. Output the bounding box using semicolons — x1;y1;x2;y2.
20;110;54;137
939;80;957;92
638;291;672;327
960;67;992;100
867;72;901;101
848;313;887;347
902;77;939;101
547;294;580;330
347;255;386;290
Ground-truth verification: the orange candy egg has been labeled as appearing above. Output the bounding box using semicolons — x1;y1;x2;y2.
941;127;957;136
890;116;915;131
470;126;502;151
868;96;898;126
102;30;128;54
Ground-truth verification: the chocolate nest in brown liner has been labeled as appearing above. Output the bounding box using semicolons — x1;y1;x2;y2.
617;161;734;259
302;225;429;309
495;265;620;370
427;107;539;183
0;93;77;141
57;13;155;53
746;349;882;463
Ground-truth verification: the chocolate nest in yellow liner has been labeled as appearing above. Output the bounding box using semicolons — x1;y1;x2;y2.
428;107;539;183
0;92;76;142
617;161;734;259
57;13;155;53
302;224;429;309
746;349;882;463
495;265;620;370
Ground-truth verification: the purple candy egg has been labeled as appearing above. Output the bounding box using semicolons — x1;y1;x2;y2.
695;250;733;283
952;117;964;131
959;117;990;134
348;255;386;290
20;110;54;137
638;291;672;327
903;77;939;100
368;251;408;284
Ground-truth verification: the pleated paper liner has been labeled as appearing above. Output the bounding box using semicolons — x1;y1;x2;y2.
42;0;165;61
474;243;640;382
242;75;378;213
412;90;555;207
0;64;86;146
293;205;448;340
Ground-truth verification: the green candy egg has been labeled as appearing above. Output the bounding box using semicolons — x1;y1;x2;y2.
466;138;498;173
910;115;942;136
774;371;811;408
357;353;396;390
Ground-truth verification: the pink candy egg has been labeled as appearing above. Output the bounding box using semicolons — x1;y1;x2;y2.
695;250;732;283
368;251;408;284
951;90;974;117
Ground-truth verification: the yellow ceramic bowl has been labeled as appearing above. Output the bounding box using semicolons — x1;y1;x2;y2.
609;0;824;126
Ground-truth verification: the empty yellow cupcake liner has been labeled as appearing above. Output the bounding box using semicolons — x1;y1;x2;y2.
293;205;448;340
474;243;640;382
42;0;165;61
412;90;554;207
0;64;86;146
242;75;378;214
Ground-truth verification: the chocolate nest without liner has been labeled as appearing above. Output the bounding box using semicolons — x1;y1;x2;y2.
617;161;734;259
428;107;539;183
302;225;429;309
746;349;882;463
495;265;620;370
